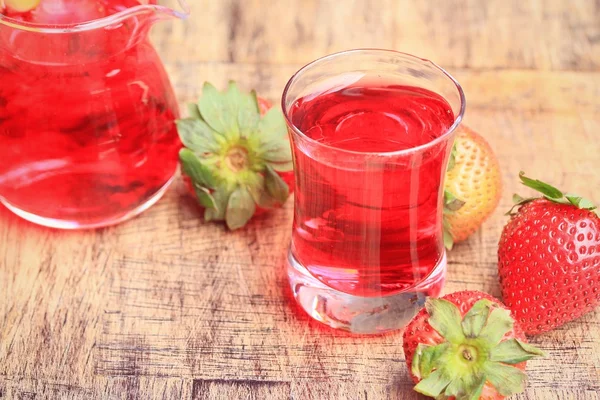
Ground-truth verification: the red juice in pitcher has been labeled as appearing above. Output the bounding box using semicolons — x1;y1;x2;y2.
0;0;184;228
288;83;455;297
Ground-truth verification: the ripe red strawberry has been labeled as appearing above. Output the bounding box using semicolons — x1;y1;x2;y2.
177;82;294;230
498;172;600;335
403;290;544;399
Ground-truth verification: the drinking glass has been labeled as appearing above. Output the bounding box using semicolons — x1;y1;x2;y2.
282;49;465;333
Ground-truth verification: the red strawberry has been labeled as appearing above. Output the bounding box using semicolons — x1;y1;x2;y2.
498;172;600;335
403;290;544;399
177;82;294;230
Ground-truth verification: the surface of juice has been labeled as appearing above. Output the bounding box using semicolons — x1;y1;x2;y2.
0;0;180;226
289;82;454;297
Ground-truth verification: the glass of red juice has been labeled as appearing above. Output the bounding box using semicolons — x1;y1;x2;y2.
0;0;189;229
282;49;465;333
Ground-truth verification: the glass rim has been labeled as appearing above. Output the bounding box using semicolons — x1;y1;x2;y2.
281;48;466;157
0;0;189;33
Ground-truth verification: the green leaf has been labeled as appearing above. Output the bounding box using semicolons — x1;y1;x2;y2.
226;186;256;230
204;188;230;222
245;173;281;210
444;190;466;212
413;369;452;397
478;307;513;346
515;339;546;356
461;299;493;338
199;82;239;138
411;343;450;380
267;160;294;172
256;106;288;144
264;165;290;204
460;375;486;400
260;138;293;160
482;361;528;396
194;186;217;209
447;143;458;171
512;193;526;203
443;227;454;250
245;174;272;208
236;87;261;135
506;193;536;216
425;298;465;344
445;374;486;399
490;339;545;364
519;171;563;200
176;118;222;154
179;148;216;188
187;103;202;120
565;194;597;211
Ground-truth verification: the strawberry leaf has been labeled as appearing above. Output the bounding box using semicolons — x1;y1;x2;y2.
187;103;202;120
412;343;450;380
519;171;563;199
267;160;294;172
461;299;493;338
226;186;256;230
256;107;288;145
413;369;452;397
443;226;454;250
445;374;486;399
232;84;260;135
176;118;222;154
264;165;290;204
447;143;458;172
199;82;239;138
261;140;293;163
490;338;546;364
444;190;466;212
506;193;536;216
247;175;278;209
425;298;465;344
179;148;216;188
565;194;597;211
194;186;217;209
478;307;513;345
513;172;597;212
204;187;230;222
482;362;527;396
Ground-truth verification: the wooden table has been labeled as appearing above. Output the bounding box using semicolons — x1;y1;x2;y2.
2;1;600;399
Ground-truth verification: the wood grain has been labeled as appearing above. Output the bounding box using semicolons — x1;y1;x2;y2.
2;0;600;399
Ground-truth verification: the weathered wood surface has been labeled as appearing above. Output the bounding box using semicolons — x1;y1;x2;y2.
1;0;600;399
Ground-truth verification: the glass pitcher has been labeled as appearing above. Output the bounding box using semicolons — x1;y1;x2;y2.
0;0;189;229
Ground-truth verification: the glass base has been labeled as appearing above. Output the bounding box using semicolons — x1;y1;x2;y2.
287;251;446;334
0;175;174;230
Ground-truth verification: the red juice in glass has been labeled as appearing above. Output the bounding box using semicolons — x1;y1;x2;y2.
0;0;188;228
282;50;465;333
289;83;454;296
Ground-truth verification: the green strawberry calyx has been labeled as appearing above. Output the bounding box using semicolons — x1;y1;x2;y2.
443;144;465;250
177;81;293;230
506;171;597;216
412;298;545;399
